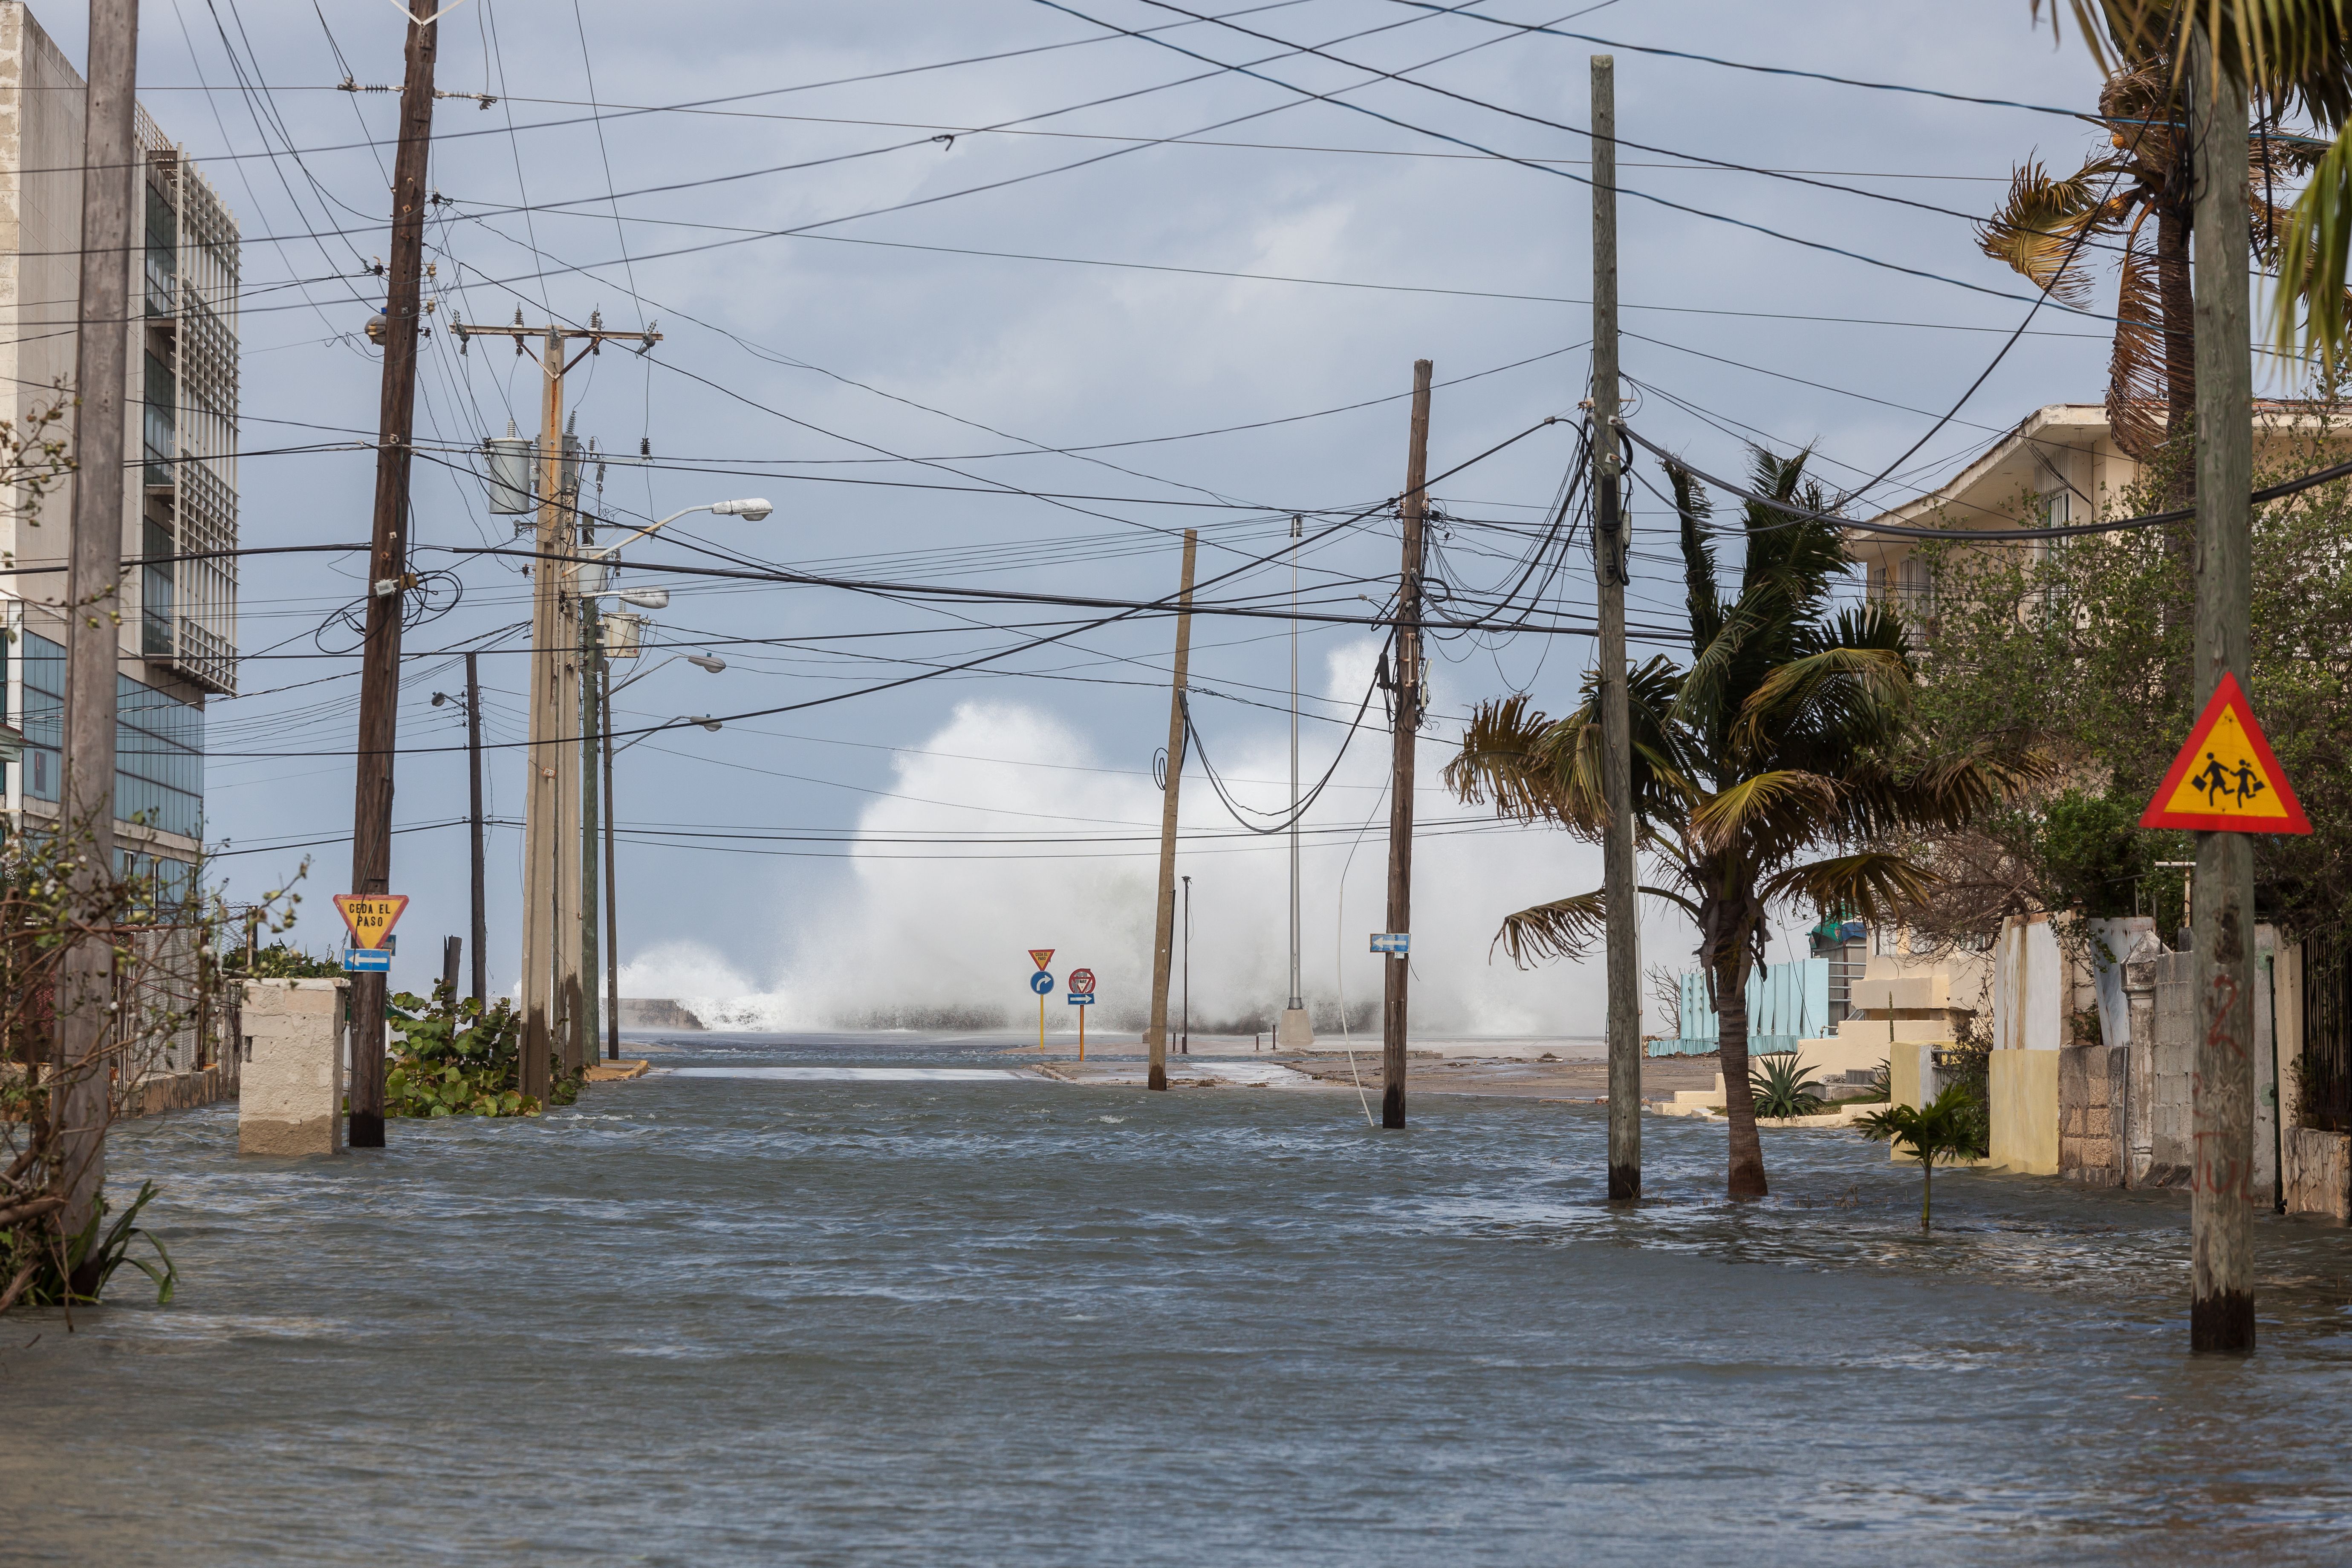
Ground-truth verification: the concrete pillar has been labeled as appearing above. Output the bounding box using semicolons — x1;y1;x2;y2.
237;979;350;1157
2123;933;2163;1187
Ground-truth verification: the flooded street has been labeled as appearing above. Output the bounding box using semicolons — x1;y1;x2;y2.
6;1032;2352;1565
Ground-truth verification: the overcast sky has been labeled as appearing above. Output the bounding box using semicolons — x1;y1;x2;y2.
52;0;2169;1029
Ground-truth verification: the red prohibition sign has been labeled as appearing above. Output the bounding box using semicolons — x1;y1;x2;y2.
1068;968;1097;996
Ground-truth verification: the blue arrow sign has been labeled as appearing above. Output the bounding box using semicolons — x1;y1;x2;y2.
1370;932;1410;954
1029;970;1055;996
343;947;392;973
1066;993;1093;1005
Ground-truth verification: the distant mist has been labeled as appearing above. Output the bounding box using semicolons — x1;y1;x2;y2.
618;640;1611;1036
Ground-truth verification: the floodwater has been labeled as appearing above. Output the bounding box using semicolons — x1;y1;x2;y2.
5;1031;2352;1566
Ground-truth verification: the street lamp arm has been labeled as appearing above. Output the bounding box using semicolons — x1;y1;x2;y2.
581;497;773;564
584;503;713;563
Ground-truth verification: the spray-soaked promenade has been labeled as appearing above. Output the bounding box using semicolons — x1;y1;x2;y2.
9;1031;2352;1567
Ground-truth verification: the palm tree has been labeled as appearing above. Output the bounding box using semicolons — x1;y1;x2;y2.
2035;2;2352;371
1445;453;2027;1200
1977;57;2301;488
1856;1084;1984;1233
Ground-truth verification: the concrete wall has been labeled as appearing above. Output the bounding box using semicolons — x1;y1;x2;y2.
237;979;346;1157
2059;1043;2126;1184
1990;1048;2060;1175
2285;1127;2350;1222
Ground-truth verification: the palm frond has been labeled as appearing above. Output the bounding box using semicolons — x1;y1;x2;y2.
2276;124;2352;370
1493;890;1608;967
1762;852;1942;927
1668;459;1723;661
1731;645;1914;757
2106;219;2171;461
1977;157;2121;303
1687;769;1841;856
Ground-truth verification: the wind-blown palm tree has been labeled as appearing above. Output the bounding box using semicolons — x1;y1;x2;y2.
1978;58;2302;484
1445;453;2028;1200
2037;2;2352;370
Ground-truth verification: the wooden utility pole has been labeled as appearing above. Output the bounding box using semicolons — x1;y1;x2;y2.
345;4;439;1146
579;592;602;1064
602;664;621;1060
453;318;658;1101
1591;55;1641;1200
53;0;141;1240
1381;359;1433;1130
1145;528;1199;1092
464;649;486;1005
2188;29;2255;1354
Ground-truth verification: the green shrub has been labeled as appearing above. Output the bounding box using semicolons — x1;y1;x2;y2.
1748;1054;1828;1118
384;983;574;1117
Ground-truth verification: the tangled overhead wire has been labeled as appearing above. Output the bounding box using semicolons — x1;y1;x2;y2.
1180;661;1383;836
312;567;466;656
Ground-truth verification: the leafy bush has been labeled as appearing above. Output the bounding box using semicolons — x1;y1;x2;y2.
0;1180;176;1310
385;983;575;1117
1748;1054;1827;1118
220;940;342;979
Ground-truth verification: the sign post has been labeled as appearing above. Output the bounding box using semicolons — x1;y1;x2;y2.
1029;951;1055;1050
335;893;410;974
1068;968;1096;1061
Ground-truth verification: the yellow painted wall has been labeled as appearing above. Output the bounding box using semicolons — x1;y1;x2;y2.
1989;1050;2060;1176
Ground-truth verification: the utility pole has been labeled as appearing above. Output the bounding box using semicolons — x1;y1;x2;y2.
1181;873;1192;1057
2187;28;2255;1354
602;662;621;1060
1381;358;1433;1130
464;650;486;1005
1146;528;1199;1091
578;529;602;1068
345;4;440;1146
53;0;140;1241
1592;54;1641;1202
454;318;658;1103
1280;513;1312;1049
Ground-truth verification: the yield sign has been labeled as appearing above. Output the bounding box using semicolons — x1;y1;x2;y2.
334;893;411;951
2141;673;2310;835
1029;948;1055;970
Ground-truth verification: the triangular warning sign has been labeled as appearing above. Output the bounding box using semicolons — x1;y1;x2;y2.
334;893;410;951
2141;673;2310;835
1029;948;1055;970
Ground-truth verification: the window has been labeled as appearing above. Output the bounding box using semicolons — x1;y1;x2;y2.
144;179;177;319
144;347;176;491
142;514;174;658
12;633;203;838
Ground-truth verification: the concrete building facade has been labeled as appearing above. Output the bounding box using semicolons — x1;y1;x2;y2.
0;2;238;899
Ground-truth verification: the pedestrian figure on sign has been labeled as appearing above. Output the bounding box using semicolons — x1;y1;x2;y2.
2195;752;2234;807
2232;758;2266;807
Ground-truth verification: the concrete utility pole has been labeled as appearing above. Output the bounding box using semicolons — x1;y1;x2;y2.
1280;513;1312;1049
1591;54;1641;1201
2187;29;2255;1354
345;0;440;1147
464;650;486;1005
1146;528;1199;1091
1381;359;1433;1130
454;318;659;1101
53;0;141;1240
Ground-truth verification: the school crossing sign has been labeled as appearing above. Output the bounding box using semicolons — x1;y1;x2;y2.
2141;673;2310;835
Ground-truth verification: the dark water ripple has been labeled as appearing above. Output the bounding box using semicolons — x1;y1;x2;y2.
3;1031;2350;1566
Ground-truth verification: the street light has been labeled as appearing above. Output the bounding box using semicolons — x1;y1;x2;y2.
583;497;773;566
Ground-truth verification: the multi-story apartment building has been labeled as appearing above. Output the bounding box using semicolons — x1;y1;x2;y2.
0;2;237;895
